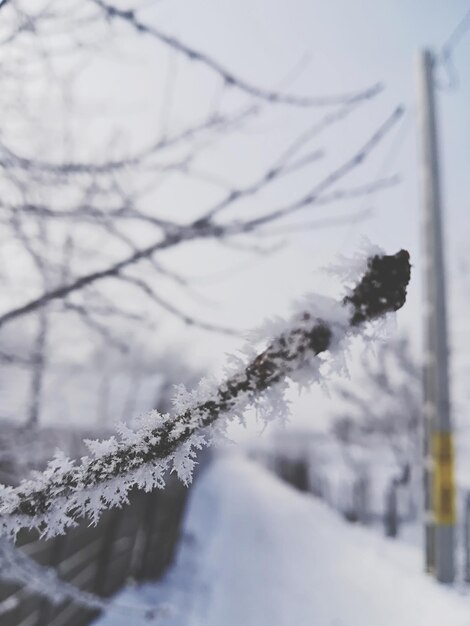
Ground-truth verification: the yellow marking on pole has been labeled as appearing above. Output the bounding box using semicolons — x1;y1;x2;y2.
432;432;456;525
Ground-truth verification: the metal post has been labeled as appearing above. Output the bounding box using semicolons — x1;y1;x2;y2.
416;49;455;583
384;482;398;538
465;493;470;583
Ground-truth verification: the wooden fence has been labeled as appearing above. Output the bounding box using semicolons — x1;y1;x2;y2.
0;476;189;626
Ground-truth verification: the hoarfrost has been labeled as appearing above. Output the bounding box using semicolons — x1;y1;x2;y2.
0;247;410;540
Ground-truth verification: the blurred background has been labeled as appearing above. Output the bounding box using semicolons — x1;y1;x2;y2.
1;1;470;624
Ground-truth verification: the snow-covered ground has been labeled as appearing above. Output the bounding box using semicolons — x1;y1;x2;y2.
93;455;470;626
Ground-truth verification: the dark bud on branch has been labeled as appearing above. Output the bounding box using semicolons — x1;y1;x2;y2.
344;249;411;326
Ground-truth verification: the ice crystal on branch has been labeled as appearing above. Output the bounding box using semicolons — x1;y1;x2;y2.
0;249;410;539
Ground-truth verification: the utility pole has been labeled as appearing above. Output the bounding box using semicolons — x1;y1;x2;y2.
417;49;455;583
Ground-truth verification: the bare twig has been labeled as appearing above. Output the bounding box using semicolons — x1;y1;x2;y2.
117;273;241;336
0;109;251;176
92;0;382;108
238;107;404;231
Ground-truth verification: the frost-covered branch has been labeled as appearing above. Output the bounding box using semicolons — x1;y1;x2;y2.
0;538;169;619
0;250;410;539
0;539;105;610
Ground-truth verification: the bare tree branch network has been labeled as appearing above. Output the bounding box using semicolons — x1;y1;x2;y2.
0;0;407;491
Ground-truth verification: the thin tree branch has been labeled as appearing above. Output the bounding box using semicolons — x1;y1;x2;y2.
198;148;324;223
117;273;241;336
237;106;404;231
0;108;251;176
0;108;403;329
63;302;131;353
92;0;382;108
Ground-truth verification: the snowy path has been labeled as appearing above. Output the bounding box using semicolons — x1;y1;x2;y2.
94;455;470;626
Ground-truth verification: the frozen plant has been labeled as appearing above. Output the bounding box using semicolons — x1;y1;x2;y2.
0;250;411;540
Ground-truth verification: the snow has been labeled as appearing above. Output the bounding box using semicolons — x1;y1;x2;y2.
93;455;470;626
